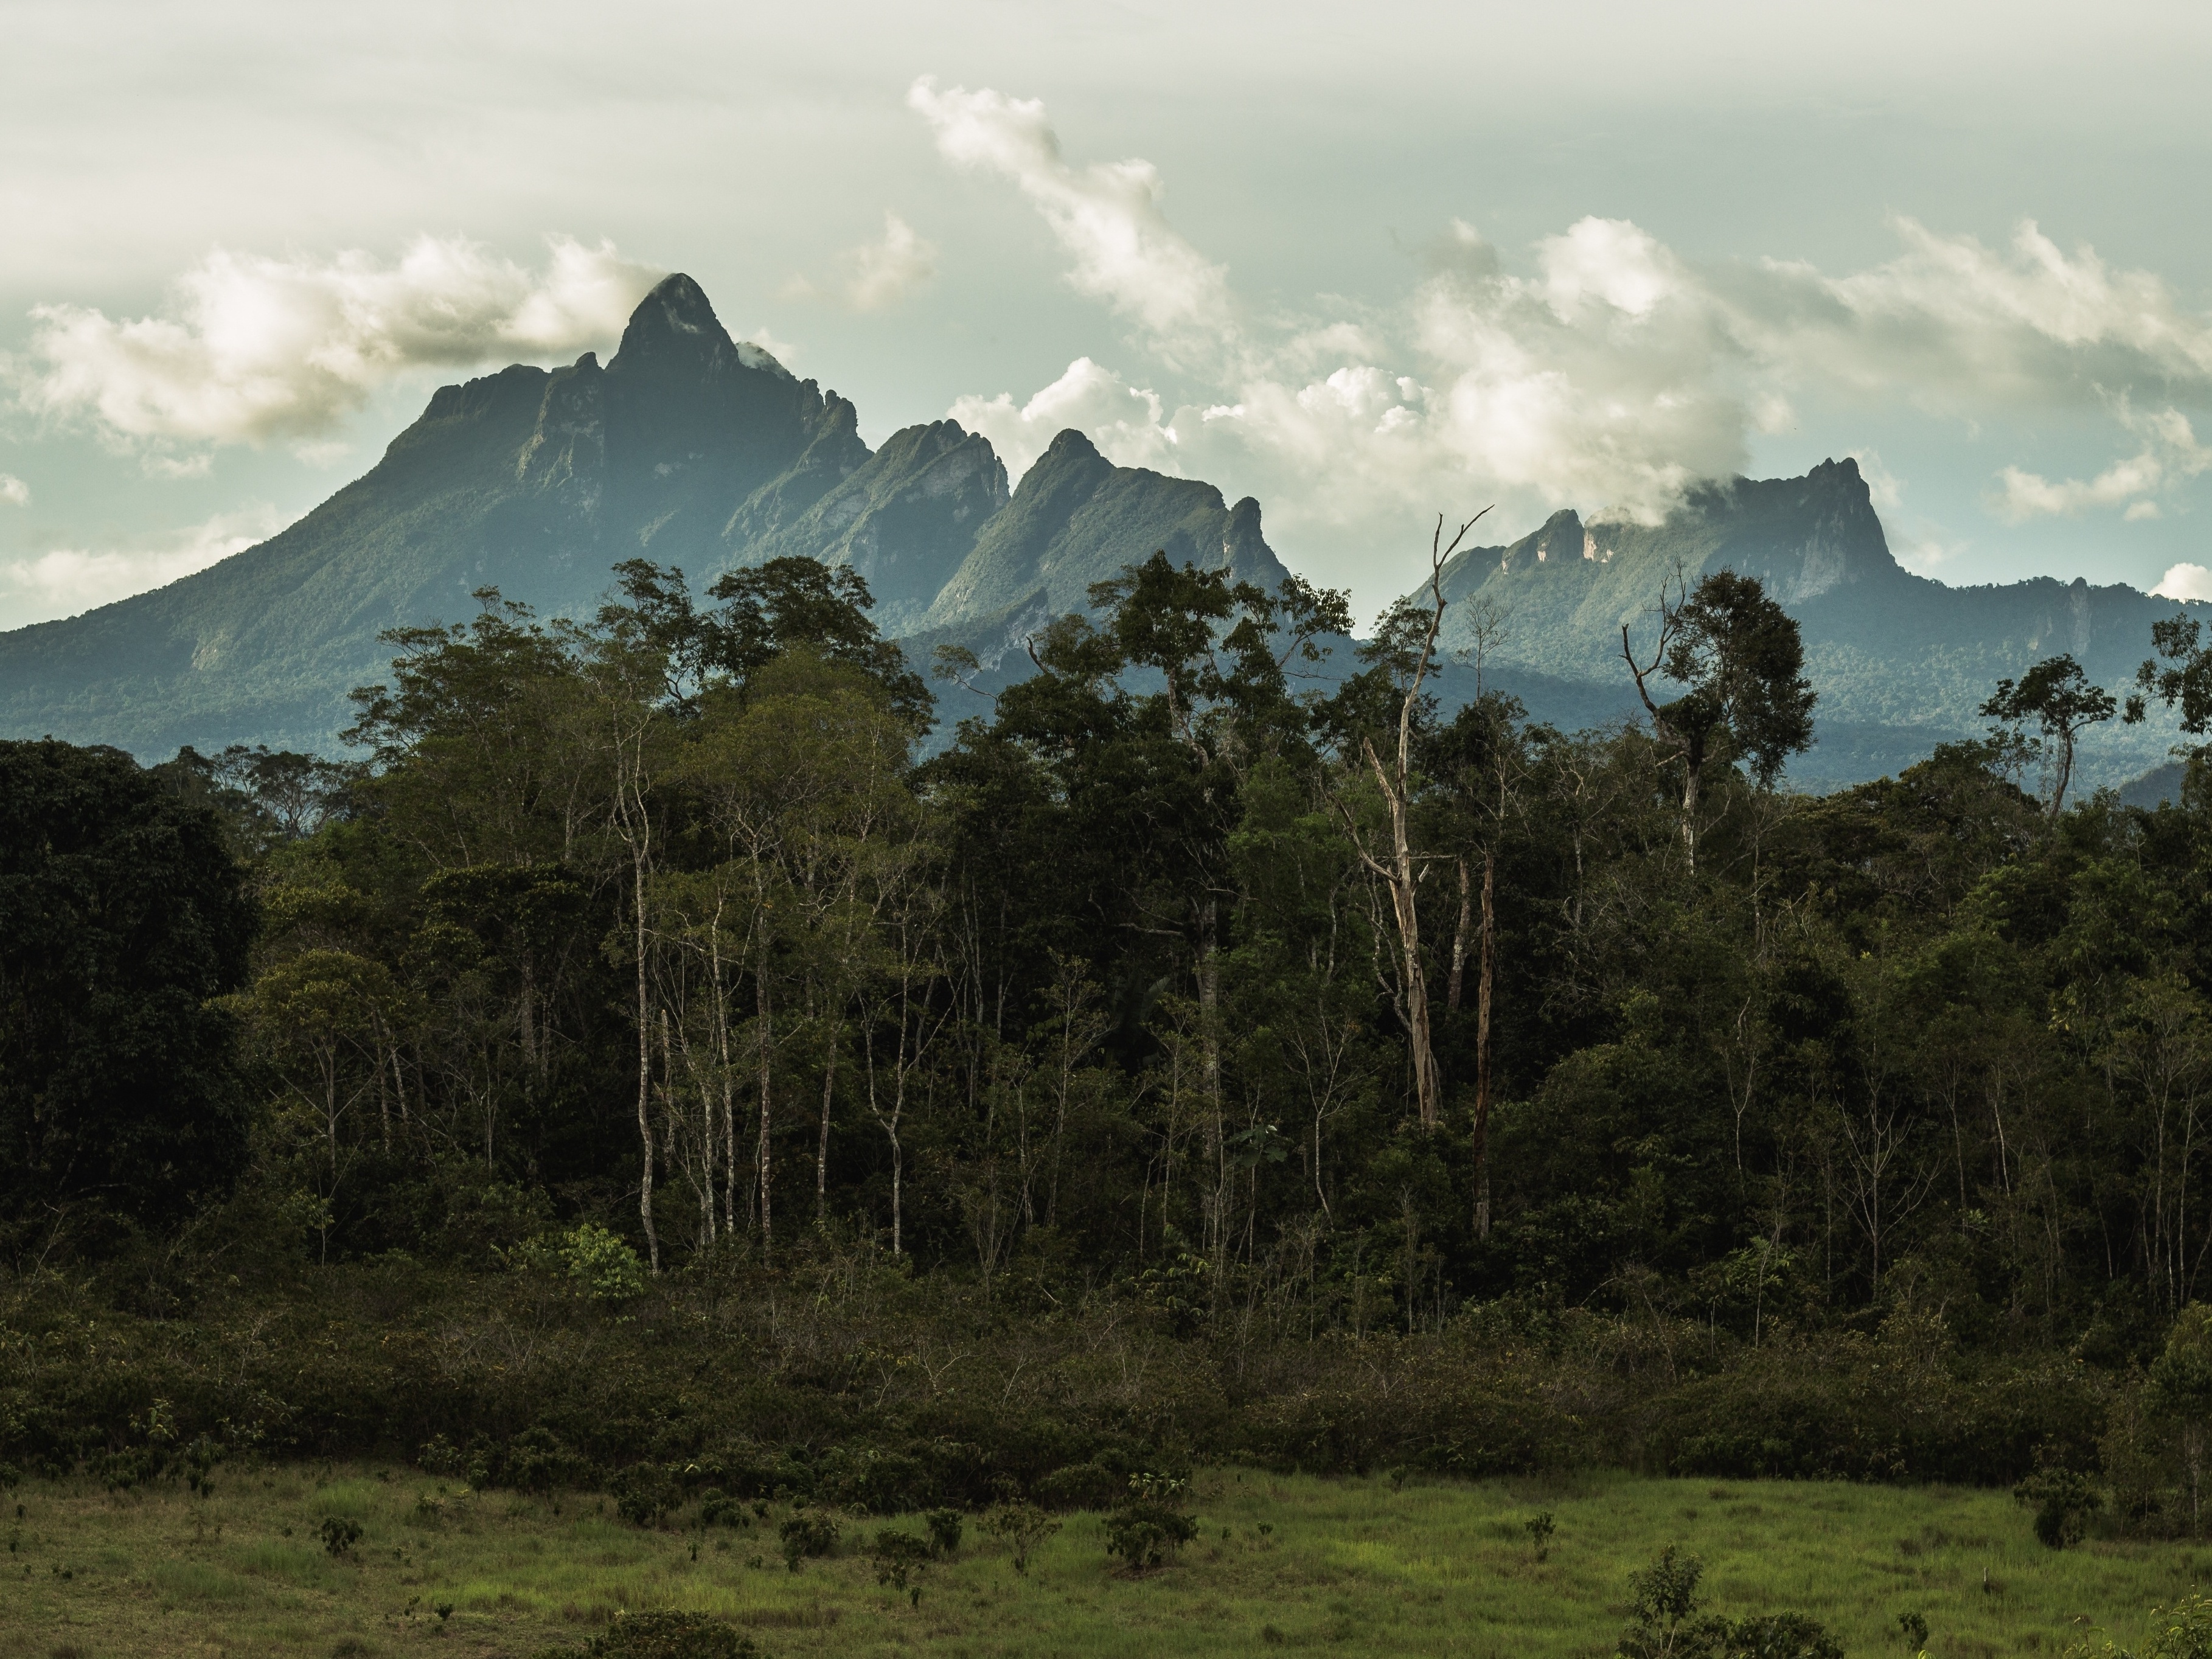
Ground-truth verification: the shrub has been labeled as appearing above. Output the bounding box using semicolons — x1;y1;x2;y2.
1616;1547;1843;1659
2015;1464;2103;1549
981;1500;1059;1574
1525;1510;1556;1560
319;1516;363;1557
555;1223;646;1301
1899;1610;1930;1648
777;1508;840;1571
1104;1473;1199;1573
869;1527;931;1602
925;1507;963;1558
613;1464;683;1528
534;1609;759;1659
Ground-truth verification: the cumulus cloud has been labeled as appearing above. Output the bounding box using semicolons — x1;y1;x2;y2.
18;235;662;448
908;77;1234;362
783;212;938;312
923;84;2212;548
1993;405;2212;521
0;475;27;506
2154;562;2212;602
0;503;287;628
949;356;1176;480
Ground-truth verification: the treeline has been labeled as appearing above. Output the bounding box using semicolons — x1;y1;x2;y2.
9;544;2212;1503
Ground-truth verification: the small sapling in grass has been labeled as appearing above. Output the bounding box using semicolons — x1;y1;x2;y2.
777;1508;840;1571
1104;1473;1200;1574
320;1516;364;1557
436;1601;454;1622
981;1500;1060;1575
925;1507;963;1559
1525;1511;1556;1560
1897;1610;1929;1648
871;1528;931;1604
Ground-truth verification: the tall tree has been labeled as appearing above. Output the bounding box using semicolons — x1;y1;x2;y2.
0;740;257;1251
1981;653;2115;819
1622;568;1815;870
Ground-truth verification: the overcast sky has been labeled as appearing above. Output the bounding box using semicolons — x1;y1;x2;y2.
4;0;2212;630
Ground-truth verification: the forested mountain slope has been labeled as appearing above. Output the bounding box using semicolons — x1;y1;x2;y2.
1428;458;2209;790
3;275;2202;790
0;276;1292;756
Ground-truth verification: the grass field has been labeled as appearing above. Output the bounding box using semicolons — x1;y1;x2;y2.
4;1465;2208;1658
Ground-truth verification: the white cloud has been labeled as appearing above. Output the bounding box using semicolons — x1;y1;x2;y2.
784;212;939;312
0;474;27;506
0;503;287;627
908;77;1234;363
2153;562;2212;602
1994;405;2212;521
924;85;2212;549
18;235;662;448
949;356;1177;480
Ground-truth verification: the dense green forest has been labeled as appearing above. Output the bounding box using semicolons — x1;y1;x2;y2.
12;546;2212;1528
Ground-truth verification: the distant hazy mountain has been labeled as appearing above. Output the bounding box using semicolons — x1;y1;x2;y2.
0;275;1291;756
1425;457;2210;791
4;275;2202;793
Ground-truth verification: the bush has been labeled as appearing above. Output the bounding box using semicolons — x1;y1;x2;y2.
1616;1547;1843;1659
925;1507;962;1558
613;1464;683;1528
981;1500;1059;1574
1103;1473;1199;1573
319;1516;363;1557
777;1509;840;1571
2015;1464;2103;1549
535;1610;758;1658
553;1223;646;1301
869;1527;931;1602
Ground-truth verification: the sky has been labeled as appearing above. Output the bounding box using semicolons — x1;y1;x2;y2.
4;0;2212;630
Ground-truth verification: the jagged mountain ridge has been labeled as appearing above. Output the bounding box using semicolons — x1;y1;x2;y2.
0;275;1291;756
1430;457;2210;790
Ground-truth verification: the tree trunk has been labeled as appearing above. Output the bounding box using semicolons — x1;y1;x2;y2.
633;855;658;1273
1448;855;1471;1012
1366;736;1443;1129
816;1015;836;1229
1473;850;1496;1238
756;972;773;1265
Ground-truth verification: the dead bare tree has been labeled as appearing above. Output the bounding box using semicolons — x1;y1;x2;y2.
1341;509;1490;1131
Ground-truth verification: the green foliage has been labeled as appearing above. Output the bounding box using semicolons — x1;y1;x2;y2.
2068;1591;2212;1659
549;1609;759;1659
1616;1547;1843;1659
869;1525;932;1600
0;739;256;1248
924;1507;962;1558
1104;1473;1200;1573
1525;1510;1556;1559
777;1509;840;1571
2016;1462;2104;1549
318;1515;362;1557
981;1500;1060;1575
551;1224;647;1301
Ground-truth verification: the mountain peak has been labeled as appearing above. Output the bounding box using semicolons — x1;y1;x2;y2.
609;273;740;385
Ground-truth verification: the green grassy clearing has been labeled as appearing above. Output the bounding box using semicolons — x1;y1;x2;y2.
3;1466;2207;1658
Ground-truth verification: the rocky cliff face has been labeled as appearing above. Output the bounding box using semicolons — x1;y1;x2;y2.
0;276;1298;757
1422;455;2208;789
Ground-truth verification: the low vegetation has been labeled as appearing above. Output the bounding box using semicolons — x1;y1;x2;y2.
8;1465;2212;1658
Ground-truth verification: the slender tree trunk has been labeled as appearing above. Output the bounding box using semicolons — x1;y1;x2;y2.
1473;850;1496;1238
816;1015;836;1229
1448;855;1472;1012
756;971;773;1264
633;855;658;1273
1366;733;1444;1129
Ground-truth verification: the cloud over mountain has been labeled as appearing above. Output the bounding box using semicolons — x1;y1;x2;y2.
18;235;661;450
924;83;2212;546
